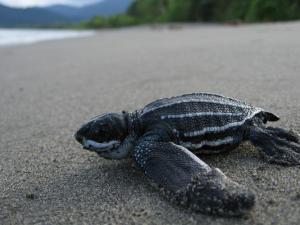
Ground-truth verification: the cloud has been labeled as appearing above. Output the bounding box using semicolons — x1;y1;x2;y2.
0;0;101;7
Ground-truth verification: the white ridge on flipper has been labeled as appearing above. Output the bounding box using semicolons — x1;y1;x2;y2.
171;143;212;172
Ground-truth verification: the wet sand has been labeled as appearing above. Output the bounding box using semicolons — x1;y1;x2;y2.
0;22;300;225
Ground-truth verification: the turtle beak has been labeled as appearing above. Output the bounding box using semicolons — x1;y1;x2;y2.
74;122;91;144
74;132;83;144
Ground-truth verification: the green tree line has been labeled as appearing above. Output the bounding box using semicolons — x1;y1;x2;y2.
82;0;300;28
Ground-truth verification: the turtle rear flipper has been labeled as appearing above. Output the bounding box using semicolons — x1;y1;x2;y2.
248;126;300;165
266;127;300;143
133;130;255;216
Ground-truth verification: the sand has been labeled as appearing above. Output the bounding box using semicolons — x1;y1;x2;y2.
0;22;300;225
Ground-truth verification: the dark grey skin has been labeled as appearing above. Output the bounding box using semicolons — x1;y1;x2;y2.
75;93;300;216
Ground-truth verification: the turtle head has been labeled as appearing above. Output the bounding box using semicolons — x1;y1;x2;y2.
75;112;129;157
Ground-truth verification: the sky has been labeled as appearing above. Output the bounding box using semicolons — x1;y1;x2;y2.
0;0;102;7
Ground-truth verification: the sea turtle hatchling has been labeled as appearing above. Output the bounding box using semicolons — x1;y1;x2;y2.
74;93;300;216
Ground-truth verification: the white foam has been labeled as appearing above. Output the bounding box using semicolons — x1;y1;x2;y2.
0;28;95;47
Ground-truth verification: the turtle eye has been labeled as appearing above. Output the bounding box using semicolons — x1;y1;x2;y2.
95;128;105;137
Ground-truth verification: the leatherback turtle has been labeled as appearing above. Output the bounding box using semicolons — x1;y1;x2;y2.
74;93;300;216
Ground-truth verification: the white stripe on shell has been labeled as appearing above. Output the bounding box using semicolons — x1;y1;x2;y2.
161;112;244;120
183;109;262;137
142;98;258;116
180;136;235;149
83;139;120;151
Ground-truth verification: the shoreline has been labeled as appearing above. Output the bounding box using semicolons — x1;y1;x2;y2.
2;20;300;47
0;28;95;47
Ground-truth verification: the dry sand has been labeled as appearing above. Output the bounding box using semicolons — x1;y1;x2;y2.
0;22;300;225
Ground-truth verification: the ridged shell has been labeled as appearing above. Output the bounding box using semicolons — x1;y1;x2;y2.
140;93;263;151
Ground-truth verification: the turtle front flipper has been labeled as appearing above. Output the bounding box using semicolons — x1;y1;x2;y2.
133;129;255;216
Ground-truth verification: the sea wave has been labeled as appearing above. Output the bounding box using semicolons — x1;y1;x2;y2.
0;29;95;46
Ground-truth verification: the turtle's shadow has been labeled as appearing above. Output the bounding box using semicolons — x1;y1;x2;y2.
13;159;158;222
38;146;251;206
25;155;255;223
37;159;150;206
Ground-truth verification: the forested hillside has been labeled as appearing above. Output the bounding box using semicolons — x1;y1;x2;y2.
127;0;300;23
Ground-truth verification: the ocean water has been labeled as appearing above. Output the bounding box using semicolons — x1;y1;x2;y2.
0;28;95;46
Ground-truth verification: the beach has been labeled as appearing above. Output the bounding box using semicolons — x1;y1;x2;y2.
0;22;300;225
